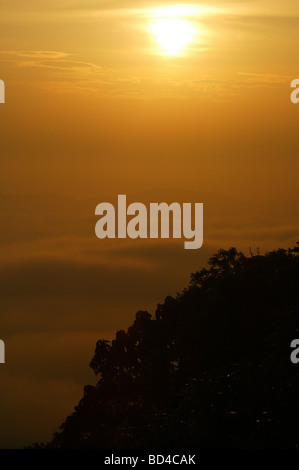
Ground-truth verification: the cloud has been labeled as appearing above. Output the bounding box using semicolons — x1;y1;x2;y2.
0;190;297;340
0;0;297;28
0;51;69;59
0;49;293;99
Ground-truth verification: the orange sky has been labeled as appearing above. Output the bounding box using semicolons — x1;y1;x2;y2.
0;0;298;448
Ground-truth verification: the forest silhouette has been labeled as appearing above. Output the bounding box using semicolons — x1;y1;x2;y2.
36;244;299;449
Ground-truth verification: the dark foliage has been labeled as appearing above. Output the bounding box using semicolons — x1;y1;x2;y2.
43;244;299;448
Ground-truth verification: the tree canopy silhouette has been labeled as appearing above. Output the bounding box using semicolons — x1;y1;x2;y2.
42;244;299;449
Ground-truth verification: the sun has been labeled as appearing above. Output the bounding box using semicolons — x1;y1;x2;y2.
151;19;195;56
149;6;197;56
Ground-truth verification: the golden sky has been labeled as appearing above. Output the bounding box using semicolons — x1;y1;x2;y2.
0;0;298;447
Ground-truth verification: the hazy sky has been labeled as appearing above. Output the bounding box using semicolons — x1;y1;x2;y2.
0;0;298;447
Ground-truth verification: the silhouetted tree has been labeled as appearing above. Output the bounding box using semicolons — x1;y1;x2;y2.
42;244;299;449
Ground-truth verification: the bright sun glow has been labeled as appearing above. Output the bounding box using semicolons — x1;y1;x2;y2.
151;19;196;56
150;6;197;56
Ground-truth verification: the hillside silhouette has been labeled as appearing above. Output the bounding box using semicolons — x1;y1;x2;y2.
41;244;299;449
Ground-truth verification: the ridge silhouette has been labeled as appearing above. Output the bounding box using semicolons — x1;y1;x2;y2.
33;244;299;448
